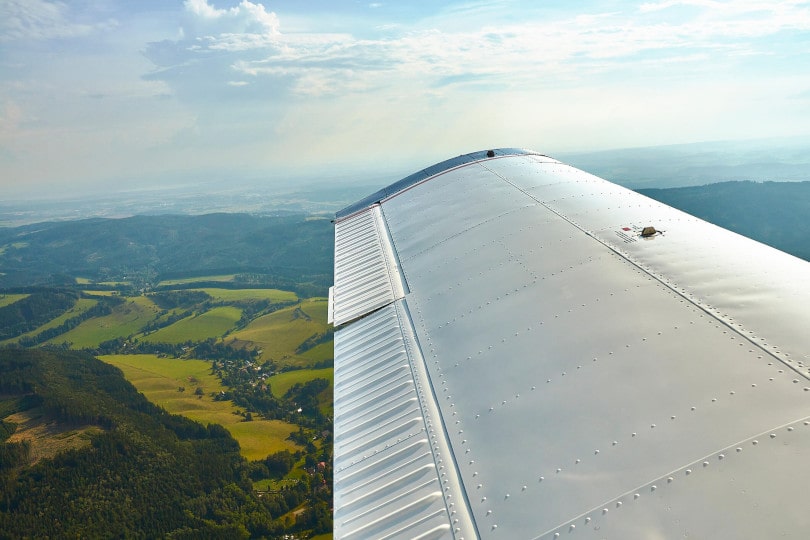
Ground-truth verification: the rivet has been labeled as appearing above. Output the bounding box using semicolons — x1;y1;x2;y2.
575;458;581;464
477;484;482;489
481;497;487;502
569;524;576;531
632;432;637;437
651;485;657;491
718;454;725;460
691;406;696;411
634;493;640;499
770;433;776;439
736;447;742;452
651;424;656;429
612;440;618;446
602;508;609;515
491;524;497;531
556;468;562;473
788;426;794;431
486;510;492;516
616;501;622;508
752;440;758;445
522;485;527;491
685;469;692;475
667;477;674;483
539;476;544;482
671;415;676;420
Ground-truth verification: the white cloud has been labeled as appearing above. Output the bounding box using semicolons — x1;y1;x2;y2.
183;0;279;36
145;0;810;106
0;0;117;41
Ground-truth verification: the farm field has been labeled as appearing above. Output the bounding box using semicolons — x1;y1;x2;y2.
231;297;330;368
141;306;243;344
5;298;99;345
46;296;161;348
192;287;297;303
0;293;28;307
101;354;299;460
7;281;333;465
158;275;236;286
268;367;334;398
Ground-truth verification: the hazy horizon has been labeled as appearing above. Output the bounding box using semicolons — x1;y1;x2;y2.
3;1;810;200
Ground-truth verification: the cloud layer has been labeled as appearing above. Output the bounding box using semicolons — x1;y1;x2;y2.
2;0;810;196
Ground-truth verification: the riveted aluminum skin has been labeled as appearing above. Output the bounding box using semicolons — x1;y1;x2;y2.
332;150;810;539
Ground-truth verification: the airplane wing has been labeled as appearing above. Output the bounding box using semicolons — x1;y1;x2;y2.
329;149;810;539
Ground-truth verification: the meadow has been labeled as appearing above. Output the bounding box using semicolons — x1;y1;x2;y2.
268;367;334;398
8;282;333;462
141;306;243;344
102;354;299;460
231;298;331;368
47;296;160;348
192;287;297;303
0;293;28;308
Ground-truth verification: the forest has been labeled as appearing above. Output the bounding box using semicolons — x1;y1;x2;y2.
0;348;330;538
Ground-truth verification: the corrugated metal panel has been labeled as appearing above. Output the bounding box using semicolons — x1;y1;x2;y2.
333;302;476;539
332;206;406;327
333;150;810;539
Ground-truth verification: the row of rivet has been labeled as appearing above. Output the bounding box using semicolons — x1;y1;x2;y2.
542;417;810;538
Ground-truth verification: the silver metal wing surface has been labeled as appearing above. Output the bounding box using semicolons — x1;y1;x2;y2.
331;149;810;539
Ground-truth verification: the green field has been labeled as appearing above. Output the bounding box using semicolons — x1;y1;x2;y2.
0;293;28;307
230;298;331;368
267;368;334;398
157;275;237;286
101;354;300;460
192;288;297;303
8;298;98;344
141;306;243;344
83;290;120;296
48;296;160;348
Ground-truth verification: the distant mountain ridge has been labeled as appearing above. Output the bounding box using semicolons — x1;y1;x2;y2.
638;181;810;261
0;213;333;291
1;181;809;293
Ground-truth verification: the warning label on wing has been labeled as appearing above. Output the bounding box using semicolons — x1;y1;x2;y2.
615;225;662;243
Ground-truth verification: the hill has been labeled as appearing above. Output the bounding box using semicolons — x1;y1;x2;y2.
0;213;333;293
0;348;328;538
638;181;810;261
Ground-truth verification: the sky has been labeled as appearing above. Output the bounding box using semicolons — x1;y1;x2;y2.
2;0;810;199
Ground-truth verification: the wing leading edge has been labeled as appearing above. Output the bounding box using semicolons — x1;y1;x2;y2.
331;149;810;539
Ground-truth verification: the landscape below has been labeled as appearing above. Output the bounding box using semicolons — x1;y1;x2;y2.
0;213;334;539
1;180;809;538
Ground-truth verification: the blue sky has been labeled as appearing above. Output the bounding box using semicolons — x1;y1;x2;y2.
2;0;810;198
